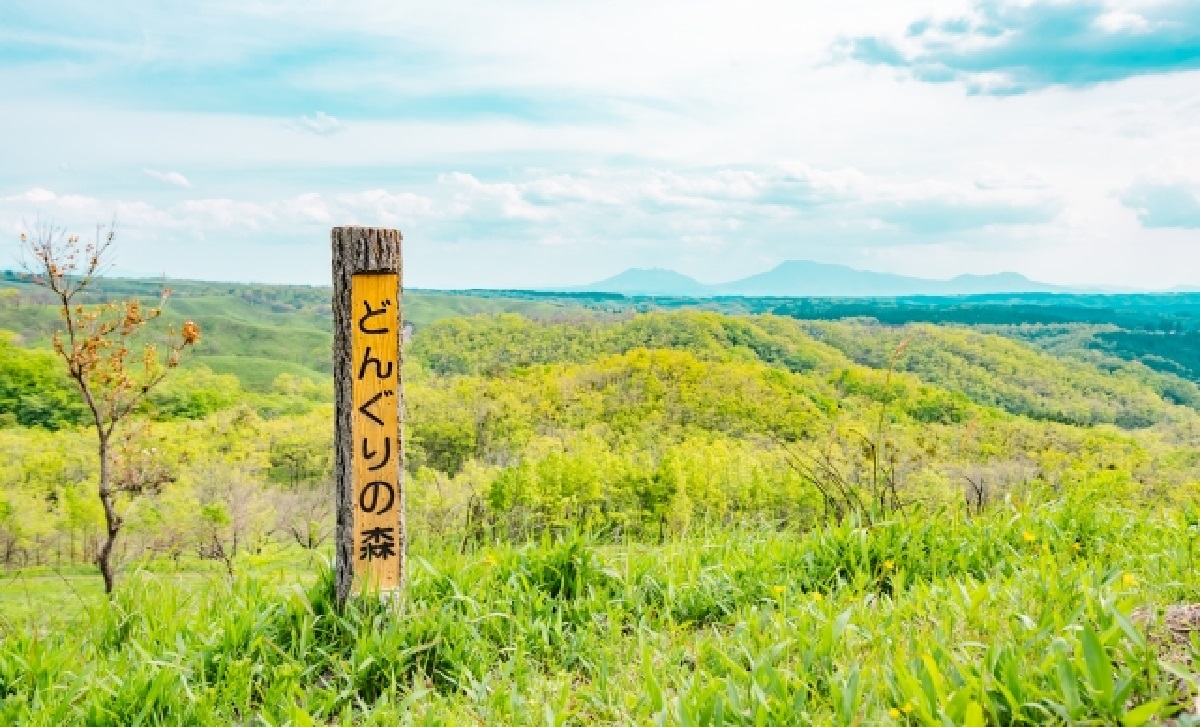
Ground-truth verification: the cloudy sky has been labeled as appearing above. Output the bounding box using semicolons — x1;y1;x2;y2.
1;0;1199;289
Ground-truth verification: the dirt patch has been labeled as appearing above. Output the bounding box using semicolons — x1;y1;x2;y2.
1132;604;1200;721
1133;604;1200;666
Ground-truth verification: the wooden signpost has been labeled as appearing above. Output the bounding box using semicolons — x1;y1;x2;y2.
332;226;404;605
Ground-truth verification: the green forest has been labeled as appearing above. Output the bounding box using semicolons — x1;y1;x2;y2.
4;275;1200;723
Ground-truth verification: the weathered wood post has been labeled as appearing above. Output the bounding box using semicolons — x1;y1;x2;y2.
332;226;405;605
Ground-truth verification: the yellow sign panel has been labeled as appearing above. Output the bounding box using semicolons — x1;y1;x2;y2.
350;272;401;592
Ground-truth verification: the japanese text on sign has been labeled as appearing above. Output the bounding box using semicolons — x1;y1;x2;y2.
350;273;401;591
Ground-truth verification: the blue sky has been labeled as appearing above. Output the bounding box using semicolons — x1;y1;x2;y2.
1;0;1199;289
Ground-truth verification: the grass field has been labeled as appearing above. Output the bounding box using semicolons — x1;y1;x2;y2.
4;492;1200;725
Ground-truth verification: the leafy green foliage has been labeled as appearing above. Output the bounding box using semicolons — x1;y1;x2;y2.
806;321;1179;427
0;331;84;429
410;311;844;376
147;366;244;420
1095;329;1200;381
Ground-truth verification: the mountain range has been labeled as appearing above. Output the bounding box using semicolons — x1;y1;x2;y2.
570;261;1076;298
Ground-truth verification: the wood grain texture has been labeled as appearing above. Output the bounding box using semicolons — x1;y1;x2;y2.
332;227;404;605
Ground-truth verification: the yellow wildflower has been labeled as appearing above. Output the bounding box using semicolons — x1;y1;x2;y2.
1072;542;1081;551
1022;531;1037;543
888;708;901;719
1122;573;1137;588
482;554;498;566
812;592;824;602
771;585;786;596
902;704;913;714
883;560;895;571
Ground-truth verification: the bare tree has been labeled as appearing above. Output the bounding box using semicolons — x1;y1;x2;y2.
274;488;334;550
196;466;275;576
776;338;911;525
21;222;199;593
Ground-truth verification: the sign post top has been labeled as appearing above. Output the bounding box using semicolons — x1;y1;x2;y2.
331;227;403;276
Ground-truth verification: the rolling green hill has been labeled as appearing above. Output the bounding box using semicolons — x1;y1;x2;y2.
7;271;1200;391
7;278;1200;723
0;272;586;390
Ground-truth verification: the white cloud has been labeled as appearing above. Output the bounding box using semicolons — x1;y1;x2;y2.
1094;11;1152;33
143;169;192;188
177;198;273;228
282;192;334;224
335;190;435;225
0;188;439;238
5;187;110;218
288;112;344;136
0;164;1060;247
7;188;60;204
438;173;551;221
425;165;1058;232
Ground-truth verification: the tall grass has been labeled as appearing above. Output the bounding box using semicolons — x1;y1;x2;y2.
3;494;1200;724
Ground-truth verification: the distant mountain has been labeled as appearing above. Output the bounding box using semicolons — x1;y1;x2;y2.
578;268;710;296
575;261;1067;298
939;272;1062;295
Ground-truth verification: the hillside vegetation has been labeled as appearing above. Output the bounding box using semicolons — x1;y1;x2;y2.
4;308;1200;562
800;320;1200;428
0;274;582;391
5;288;1200;723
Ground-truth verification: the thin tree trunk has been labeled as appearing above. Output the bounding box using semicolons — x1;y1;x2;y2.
96;436;120;594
